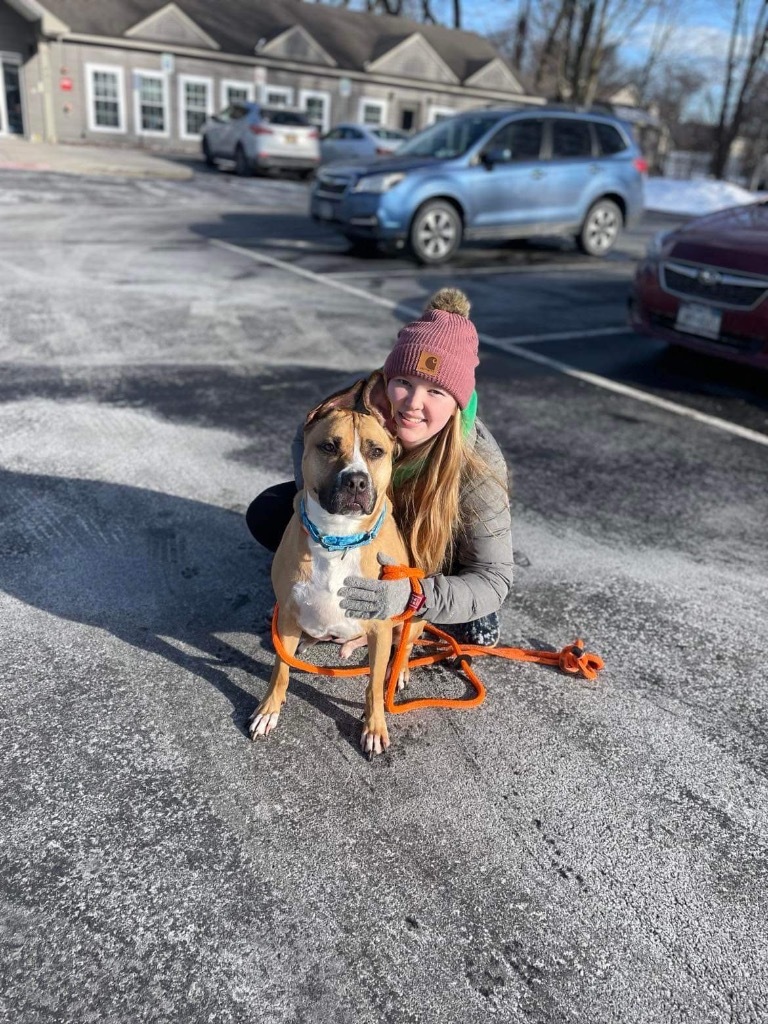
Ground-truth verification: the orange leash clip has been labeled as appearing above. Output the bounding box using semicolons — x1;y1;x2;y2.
270;563;604;712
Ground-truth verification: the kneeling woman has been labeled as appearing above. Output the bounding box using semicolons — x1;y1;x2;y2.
246;288;514;647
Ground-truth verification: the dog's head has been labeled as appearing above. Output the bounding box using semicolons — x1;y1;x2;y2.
302;371;396;518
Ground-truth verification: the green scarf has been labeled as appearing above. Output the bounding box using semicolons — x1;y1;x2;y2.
391;390;478;488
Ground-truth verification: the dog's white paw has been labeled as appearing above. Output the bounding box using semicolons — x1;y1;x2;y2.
338;635;369;660
249;711;280;739
360;724;390;760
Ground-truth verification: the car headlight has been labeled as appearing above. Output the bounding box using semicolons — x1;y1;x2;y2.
645;230;670;259
351;172;406;194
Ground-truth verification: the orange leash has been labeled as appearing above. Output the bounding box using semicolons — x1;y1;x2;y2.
270;564;604;713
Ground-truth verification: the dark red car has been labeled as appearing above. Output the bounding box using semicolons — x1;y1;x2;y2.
629;201;768;369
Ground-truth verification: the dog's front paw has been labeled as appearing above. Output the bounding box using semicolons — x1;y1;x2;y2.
248;707;281;740
360;719;390;760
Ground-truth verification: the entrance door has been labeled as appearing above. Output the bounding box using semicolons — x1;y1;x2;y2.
1;60;24;135
399;106;418;133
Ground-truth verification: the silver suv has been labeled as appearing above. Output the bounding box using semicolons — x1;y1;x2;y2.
202;103;320;178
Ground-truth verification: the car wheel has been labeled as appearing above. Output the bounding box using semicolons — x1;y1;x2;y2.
577;198;622;256
202;138;215;168
235;145;252;178
409;201;462;265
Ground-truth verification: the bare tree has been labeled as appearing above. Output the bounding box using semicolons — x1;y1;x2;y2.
711;0;768;178
528;0;662;104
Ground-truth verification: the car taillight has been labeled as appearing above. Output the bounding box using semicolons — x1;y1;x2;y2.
309;129;319;140
249;124;273;135
375;147;393;155
633;157;649;174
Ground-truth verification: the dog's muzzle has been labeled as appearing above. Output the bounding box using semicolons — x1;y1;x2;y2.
320;470;376;516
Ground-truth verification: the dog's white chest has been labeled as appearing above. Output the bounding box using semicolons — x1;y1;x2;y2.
291;547;363;640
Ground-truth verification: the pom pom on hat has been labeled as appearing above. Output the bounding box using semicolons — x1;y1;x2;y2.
383;288;479;409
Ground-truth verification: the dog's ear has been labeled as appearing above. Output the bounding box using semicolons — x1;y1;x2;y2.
361;370;396;436
304;377;367;431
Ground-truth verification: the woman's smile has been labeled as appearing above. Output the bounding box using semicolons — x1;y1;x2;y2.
387;374;457;449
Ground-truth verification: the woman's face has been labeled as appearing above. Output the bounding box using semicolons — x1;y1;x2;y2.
386;374;457;450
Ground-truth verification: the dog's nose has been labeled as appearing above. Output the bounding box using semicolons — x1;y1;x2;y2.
343;472;369;495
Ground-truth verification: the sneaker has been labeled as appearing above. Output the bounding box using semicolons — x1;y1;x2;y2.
441;612;500;648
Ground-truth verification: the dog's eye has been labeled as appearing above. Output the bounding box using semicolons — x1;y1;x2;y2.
318;442;336;454
368;446;385;460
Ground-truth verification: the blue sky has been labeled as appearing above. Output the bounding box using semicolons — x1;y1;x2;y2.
459;0;739;40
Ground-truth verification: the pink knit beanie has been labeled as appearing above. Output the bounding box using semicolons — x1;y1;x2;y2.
383;288;479;409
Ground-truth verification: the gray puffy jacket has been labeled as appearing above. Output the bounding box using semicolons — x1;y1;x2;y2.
292;416;513;625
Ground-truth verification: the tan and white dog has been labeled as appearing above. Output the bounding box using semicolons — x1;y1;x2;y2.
248;372;419;758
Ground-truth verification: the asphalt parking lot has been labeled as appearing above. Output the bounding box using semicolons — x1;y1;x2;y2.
1;165;767;1024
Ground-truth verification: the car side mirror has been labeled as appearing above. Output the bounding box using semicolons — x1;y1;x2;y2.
481;147;511;169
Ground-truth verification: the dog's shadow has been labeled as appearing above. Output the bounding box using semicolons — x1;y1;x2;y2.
0;469;365;744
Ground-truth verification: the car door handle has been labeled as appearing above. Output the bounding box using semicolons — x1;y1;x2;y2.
590;164;600;174
530;169;545;179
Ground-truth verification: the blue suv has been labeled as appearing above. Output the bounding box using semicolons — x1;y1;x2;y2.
310;107;646;264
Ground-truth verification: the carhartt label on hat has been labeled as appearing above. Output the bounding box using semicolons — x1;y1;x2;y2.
416;351;441;375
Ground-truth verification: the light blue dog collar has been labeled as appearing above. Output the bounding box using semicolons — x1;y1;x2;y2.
300;499;387;553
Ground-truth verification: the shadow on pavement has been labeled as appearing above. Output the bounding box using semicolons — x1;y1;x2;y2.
0;469;366;745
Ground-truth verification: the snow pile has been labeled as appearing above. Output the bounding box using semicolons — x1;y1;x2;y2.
645;177;766;216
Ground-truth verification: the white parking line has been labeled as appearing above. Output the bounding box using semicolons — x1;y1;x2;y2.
210;238;768;449
327;260;633;280
493;326;629;346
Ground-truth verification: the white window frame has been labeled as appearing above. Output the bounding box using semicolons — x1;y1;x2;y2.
85;63;126;134
178;74;213;141
220;79;255;109
132;69;169;138
299;89;331;133
263;85;293;107
429;105;455;125
358;98;387;127
0;52;23;137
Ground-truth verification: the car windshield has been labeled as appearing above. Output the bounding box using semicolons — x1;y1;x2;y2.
397;112;505;159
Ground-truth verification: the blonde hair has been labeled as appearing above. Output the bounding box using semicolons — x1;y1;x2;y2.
391;409;496;575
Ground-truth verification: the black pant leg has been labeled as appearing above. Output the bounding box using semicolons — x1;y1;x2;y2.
245;481;297;552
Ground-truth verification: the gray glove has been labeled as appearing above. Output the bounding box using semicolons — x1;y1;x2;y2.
339;552;411;620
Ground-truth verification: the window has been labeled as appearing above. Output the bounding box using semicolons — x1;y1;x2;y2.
265;86;293;107
221;80;254;108
484;119;543;162
262;109;311;127
359;99;385;126
133;71;168;136
86;64;125;133
398;112;502;159
300;89;330;133
595;122;627;156
179;75;212;139
551;119;593;158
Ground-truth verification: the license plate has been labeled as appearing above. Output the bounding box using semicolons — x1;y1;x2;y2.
284;132;297;144
316;200;335;220
674;302;722;341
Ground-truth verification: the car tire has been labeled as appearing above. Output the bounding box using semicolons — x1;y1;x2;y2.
235;145;252;178
202;138;215;168
577;198;622;256
409;200;462;265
